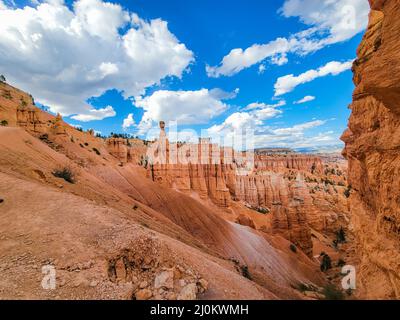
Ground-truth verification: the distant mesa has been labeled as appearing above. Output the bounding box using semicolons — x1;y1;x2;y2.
255;148;295;155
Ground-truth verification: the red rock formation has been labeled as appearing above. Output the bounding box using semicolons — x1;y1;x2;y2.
50;113;67;135
2;81;346;299
254;155;323;173
342;0;400;299
233;172;314;255
236;214;256;229
1;81;348;262
106;137;128;163
1;82;58;135
142;124;349;257
16;105;45;133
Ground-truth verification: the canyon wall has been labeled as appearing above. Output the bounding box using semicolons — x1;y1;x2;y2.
341;0;400;299
144;130;348;257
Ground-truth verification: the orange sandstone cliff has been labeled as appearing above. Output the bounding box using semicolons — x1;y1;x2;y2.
144;125;349;258
342;0;400;299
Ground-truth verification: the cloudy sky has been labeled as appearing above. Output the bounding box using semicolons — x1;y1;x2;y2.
0;0;370;150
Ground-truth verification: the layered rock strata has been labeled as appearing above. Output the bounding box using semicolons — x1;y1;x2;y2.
341;0;400;299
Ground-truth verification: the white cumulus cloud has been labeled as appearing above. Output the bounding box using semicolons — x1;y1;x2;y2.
244;100;286;111
281;0;369;44
122;113;135;129
205;101;333;149
294;95;315;104
274;60;353;96
0;0;194;120
206;0;368;77
135;88;235;134
207;102;284;138
71;105;116;121
206;38;292;78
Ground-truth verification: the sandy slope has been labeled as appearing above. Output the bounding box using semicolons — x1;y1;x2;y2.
1;169;281;299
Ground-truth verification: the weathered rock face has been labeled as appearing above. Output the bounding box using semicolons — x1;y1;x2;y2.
1;82;63;135
254;155;323;173
149;162;232;207
146;138;233;207
50;113;67;135
16;106;45;133
232;172;313;254
144;131;348;257
236;214;256;229
106;138;128;163
342;0;400;299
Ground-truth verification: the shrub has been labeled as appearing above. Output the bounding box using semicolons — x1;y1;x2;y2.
133;204;139;210
2;90;11;99
92;147;100;155
39;133;49;141
84;142;89;146
52;167;75;184
297;283;309;292
337;259;346;267
20;99;27;107
79;143;84;148
140;221;149;228
29;94;35;105
320;253;332;272
257;207;269;214
336;227;346;243
289;244;297;253
0;120;8;126
297;283;319;293
240;265;252;280
0;74;6;82
344;186;352;198
323;284;344;300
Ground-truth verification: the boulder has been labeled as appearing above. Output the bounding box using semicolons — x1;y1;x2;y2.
135;289;152;300
177;283;197;300
154;270;174;289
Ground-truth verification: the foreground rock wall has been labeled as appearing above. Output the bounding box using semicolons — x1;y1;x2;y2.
342;0;400;299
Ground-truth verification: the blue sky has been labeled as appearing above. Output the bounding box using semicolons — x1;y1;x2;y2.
0;0;370;150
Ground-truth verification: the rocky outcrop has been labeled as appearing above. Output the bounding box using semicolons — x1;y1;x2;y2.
342;0;400;299
1;82;65;136
144;124;348;257
16;105;45;133
106;138;128;163
236;214;256;229
254;155;323;173
106;236;208;300
50;113;67;135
